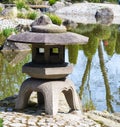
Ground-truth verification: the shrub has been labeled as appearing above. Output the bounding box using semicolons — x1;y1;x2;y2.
49;0;56;6
46;13;62;26
14;0;29;10
2;28;15;38
27;11;38;20
17;12;26;19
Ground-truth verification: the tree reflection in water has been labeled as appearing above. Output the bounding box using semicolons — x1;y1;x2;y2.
98;43;114;113
70;23;120;112
0;51;30;100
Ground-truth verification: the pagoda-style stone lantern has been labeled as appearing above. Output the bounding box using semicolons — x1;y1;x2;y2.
7;16;88;115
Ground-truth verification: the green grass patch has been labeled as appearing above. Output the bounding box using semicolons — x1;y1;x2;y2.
27;11;38;20
46;13;62;26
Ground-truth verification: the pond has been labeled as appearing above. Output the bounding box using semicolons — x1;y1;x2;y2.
0;22;120;113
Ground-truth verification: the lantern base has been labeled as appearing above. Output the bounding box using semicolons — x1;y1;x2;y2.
15;78;82;115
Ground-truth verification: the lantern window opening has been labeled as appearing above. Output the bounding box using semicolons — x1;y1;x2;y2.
39;48;45;53
37;48;45;55
50;48;59;56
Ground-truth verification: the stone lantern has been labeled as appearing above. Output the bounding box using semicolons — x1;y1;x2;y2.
7;17;88;115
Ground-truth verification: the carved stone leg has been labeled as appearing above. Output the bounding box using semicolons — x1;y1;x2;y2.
15;78;44;109
62;79;82;112
15;78;33;109
15;78;82;115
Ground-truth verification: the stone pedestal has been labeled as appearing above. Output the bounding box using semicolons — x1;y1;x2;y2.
15;78;82;115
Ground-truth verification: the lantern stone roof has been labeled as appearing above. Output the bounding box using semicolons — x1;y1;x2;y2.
7;31;89;45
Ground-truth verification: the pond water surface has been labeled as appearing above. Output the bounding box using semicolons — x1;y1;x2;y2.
0;22;120;113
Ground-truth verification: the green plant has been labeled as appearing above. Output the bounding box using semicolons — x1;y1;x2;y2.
3;28;15;38
49;0;56;6
27;11;38;20
46;13;62;26
0;32;6;46
83;99;96;112
17;12;26;19
14;0;29;10
0;7;3;13
0;118;3;127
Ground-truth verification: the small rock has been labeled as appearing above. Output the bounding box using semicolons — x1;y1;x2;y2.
9;123;26;127
95;7;114;24
1;7;17;18
30;15;52;27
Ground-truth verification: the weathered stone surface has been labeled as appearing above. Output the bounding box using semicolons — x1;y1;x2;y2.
1;51;30;67
85;110;120;127
95;7;114;18
32;24;66;33
95;7;114;24
62;19;78;30
15;78;82;115
2;41;31;51
9;123;26;127
55;3;120;24
1;7;17;18
15;24;31;33
50;1;65;12
7;32;88;45
22;63;73;79
56;3;120;17
0;94;118;127
53;2;65;10
30;15;52;27
0;18;33;30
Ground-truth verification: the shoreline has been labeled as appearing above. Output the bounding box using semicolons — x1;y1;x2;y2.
0;93;120;127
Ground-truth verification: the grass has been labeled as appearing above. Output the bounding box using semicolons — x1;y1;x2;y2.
27;11;38;20
83;99;96;112
14;0;29;10
46;13;62;26
2;28;16;38
49;0;56;5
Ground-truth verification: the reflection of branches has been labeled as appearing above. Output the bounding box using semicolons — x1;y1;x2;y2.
79;58;92;99
98;42;114;113
0;52;30;100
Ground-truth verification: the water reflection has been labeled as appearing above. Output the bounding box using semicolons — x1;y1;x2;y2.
0;51;30;100
68;23;120;112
